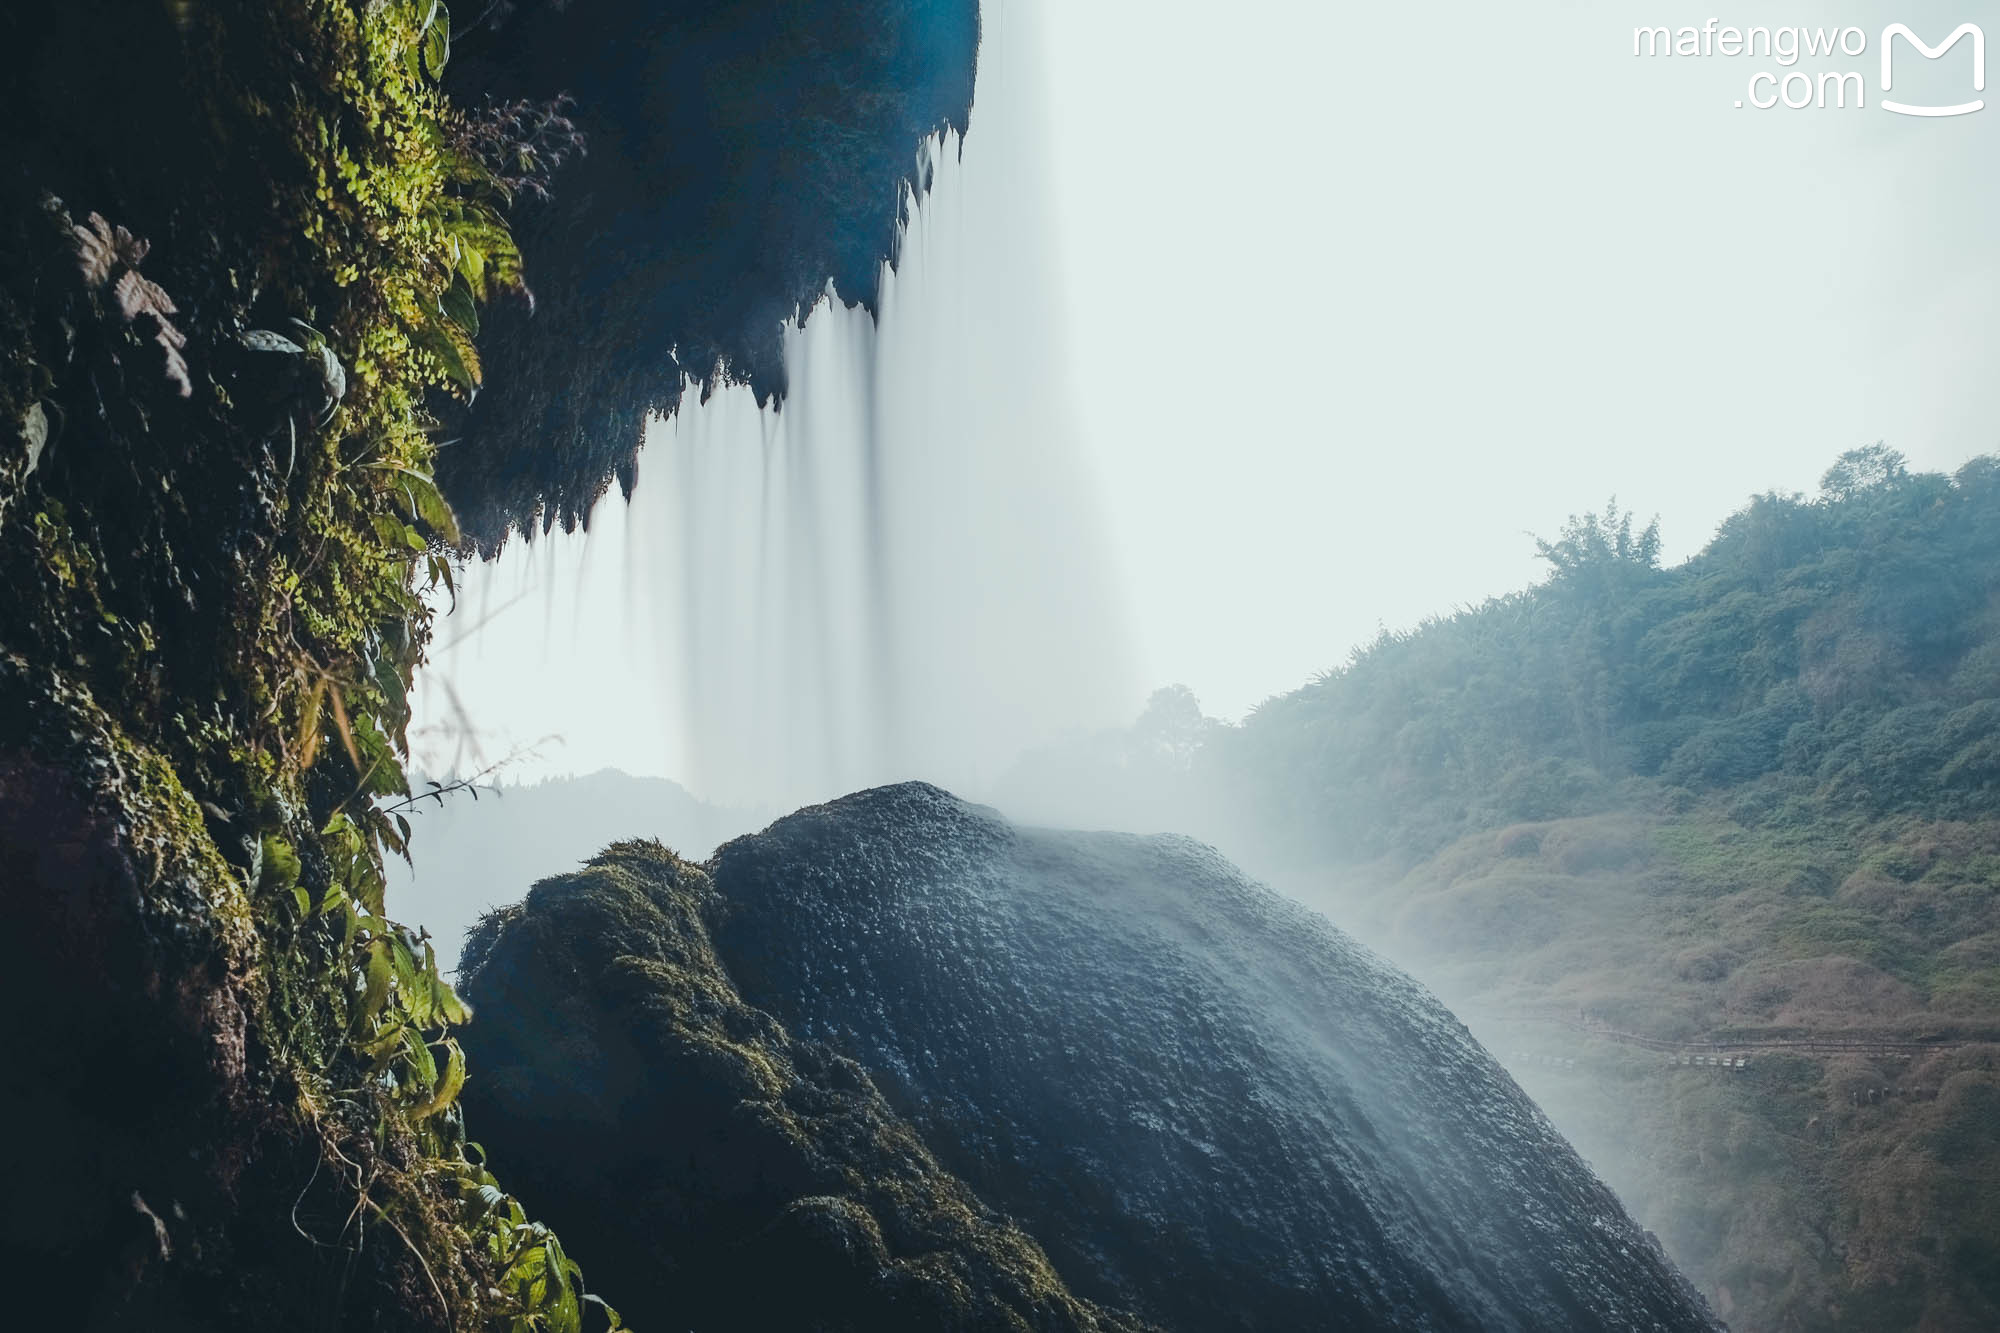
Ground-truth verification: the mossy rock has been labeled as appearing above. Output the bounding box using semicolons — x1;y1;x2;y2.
460;838;1156;1333
461;786;1723;1333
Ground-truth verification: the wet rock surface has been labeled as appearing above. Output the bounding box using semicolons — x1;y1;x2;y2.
463;783;1722;1332
458;838;1156;1333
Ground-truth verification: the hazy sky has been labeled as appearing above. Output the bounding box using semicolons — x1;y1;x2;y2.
1036;0;2000;718
421;0;2000;791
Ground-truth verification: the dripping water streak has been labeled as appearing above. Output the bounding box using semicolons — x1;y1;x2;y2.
412;0;1135;808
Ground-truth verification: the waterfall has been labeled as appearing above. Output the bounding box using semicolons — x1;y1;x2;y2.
413;0;1136;811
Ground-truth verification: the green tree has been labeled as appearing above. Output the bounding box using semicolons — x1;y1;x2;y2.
1819;443;1908;501
1133;685;1217;771
1533;498;1663;581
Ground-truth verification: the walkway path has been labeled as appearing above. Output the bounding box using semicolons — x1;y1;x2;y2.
1486;1007;1997;1066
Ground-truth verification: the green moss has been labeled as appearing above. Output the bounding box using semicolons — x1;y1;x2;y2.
456;843;1158;1333
0;2;603;1327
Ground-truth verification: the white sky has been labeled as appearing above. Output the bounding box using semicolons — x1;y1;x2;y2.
422;1;2000;791
1035;0;2000;719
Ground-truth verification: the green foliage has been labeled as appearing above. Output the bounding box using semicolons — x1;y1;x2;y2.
454;1146;622;1333
249;0;489;1126
243;8;616;1323
0;0;613;1324
1820;442;1909;502
1219;456;2000;864
1532;496;1663;581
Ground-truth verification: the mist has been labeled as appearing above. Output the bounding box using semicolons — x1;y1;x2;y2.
25;0;1916;1324
412;1;1133;809
395;4;2000;1328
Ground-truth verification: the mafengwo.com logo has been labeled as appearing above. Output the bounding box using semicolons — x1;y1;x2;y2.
1633;20;1983;113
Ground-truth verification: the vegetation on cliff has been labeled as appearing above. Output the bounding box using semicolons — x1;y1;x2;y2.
1;3;607;1326
4;1;983;1324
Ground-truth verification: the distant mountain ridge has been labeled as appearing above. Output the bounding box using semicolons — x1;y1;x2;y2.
389;768;768;969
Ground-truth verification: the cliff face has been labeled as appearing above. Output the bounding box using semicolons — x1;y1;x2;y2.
2;4;496;1319
0;4;977;1328
436;0;983;545
460;784;1722;1332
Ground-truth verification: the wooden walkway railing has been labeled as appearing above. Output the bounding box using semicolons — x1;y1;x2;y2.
1485;1008;1999;1064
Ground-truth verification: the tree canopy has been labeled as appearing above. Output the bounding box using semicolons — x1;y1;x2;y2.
1219;452;2000;862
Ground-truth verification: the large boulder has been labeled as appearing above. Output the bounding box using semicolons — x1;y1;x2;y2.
457;836;1152;1332
460;783;1721;1331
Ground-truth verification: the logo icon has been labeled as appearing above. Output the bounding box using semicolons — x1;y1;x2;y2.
1880;22;1984;116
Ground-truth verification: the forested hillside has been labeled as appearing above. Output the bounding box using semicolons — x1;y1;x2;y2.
998;446;2000;1331
1223;444;2000;867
